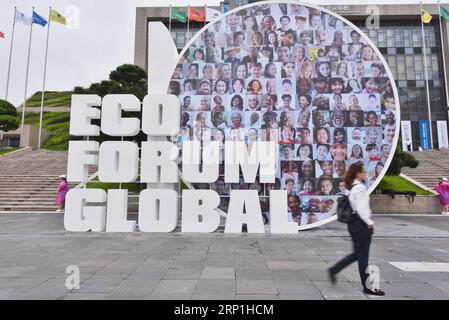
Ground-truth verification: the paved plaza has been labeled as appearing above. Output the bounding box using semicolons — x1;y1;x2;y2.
0;213;449;300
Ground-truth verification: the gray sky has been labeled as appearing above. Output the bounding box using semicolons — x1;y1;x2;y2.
0;0;446;106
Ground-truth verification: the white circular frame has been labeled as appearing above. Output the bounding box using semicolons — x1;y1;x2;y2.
173;0;401;231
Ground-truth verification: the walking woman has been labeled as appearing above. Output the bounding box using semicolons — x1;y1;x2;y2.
435;177;449;215
55;175;68;213
328;162;385;296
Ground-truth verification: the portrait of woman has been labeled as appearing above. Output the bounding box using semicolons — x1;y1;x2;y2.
232;79;244;94
297;144;313;161
230;94;244;111
247;79;263;95
264;62;278;78
281;62;295;78
214;79;229;95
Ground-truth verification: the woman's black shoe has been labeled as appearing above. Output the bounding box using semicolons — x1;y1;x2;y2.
363;288;385;296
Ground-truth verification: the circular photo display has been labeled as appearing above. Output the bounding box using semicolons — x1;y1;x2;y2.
170;1;399;230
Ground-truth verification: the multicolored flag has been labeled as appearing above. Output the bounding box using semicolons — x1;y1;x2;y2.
50;9;67;25
15;10;32;26
440;5;449;22
0;31;5;38
32;10;48;27
171;8;187;23
420;4;432;24
206;7;221;21
189;8;206;22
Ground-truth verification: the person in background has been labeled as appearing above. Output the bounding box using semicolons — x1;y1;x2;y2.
328;162;385;296
55;175;68;213
435;177;449;216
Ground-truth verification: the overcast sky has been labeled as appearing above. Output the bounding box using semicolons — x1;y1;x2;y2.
0;0;447;106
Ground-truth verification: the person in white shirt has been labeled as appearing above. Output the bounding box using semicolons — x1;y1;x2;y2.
328;162;385;296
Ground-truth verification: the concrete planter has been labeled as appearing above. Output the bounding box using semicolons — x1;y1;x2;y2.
371;194;442;214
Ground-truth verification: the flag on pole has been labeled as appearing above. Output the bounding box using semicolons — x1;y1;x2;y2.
223;5;230;13
15;10;32;26
206;7;221;21
171;8;187;23
420;4;432;24
0;31;5;39
32;10;48;27
189;8;206;22
440;6;449;22
50;9;67;25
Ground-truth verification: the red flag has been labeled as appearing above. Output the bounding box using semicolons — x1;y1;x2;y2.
0;31;5;39
189;8;205;22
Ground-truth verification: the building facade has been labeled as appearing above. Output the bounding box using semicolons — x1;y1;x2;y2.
134;2;449;149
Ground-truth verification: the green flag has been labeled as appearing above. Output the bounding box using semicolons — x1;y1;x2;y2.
171;8;187;23
440;6;449;22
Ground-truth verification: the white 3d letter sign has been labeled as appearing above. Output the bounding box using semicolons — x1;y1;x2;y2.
65;1;400;233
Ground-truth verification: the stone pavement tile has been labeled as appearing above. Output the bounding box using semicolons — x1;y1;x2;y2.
191;294;235;300
234;257;268;268
200;267;235;280
205;258;236;268
17;266;66;280
267;260;328;270
269;269;310;281
151;280;197;295
312;280;368;300
106;280;159;300
165;267;202;280
77;278;122;293
78;259;115;268
236;280;278;295
194;279;236;295
236;268;272;280
149;293;193;300
304;269;350;282
172;259;207;268
128;267;169;280
89;267;136;279
140;259;174;269
235;294;280;300
427;280;449;295
0;278;46;299
13;279;69;300
62;292;108;300
280;294;324;300
0;266;35;278
273;278;322;297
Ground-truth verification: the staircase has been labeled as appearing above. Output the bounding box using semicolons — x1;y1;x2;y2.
401;149;449;190
0;149;74;212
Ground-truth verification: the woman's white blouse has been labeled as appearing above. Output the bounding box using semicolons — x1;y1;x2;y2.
348;179;374;226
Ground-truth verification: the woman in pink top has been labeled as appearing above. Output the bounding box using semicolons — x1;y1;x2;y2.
55;175;68;213
435;177;449;215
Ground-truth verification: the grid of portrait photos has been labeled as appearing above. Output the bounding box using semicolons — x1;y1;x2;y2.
169;3;398;227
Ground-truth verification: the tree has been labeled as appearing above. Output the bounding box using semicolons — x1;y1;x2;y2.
0;100;19;132
386;143;419;175
74;64;148;100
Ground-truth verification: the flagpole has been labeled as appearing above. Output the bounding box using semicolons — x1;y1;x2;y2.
187;5;190;39
5;7;17;100
438;1;449;109
168;5;172;34
38;7;52;150
204;4;207;27
420;2;434;149
20;7;34;148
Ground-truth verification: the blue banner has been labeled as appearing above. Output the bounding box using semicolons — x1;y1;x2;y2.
419;120;431;150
